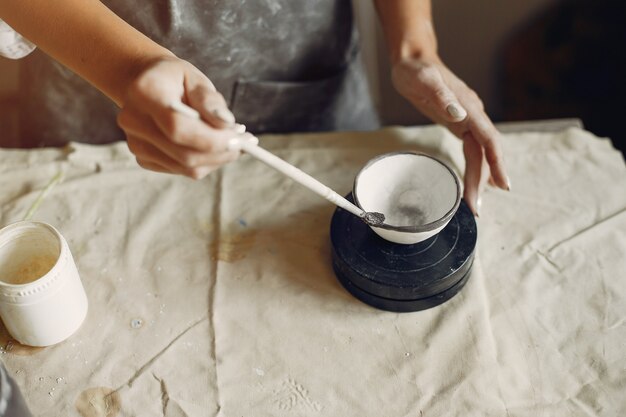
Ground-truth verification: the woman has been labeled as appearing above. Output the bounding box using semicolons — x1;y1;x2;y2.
0;0;509;215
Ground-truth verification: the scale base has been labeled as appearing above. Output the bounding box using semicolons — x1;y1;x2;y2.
330;195;477;313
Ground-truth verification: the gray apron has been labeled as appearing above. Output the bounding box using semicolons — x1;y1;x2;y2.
18;0;379;147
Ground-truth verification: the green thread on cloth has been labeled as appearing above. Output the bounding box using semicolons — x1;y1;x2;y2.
23;171;64;221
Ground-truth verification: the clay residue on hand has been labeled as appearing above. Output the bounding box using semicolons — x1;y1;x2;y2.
75;387;121;417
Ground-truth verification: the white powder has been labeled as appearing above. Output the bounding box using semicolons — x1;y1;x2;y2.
384;188;430;227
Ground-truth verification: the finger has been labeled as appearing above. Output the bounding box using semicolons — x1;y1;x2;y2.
411;64;468;123
158;108;241;152
135;158;170;174
123;94;240;153
118;108;240;167
184;74;236;129
127;135;178;173
466;112;510;190
127;136;218;179
125;76;239;152
462;132;485;217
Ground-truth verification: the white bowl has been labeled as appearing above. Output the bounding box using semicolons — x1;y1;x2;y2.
353;152;461;245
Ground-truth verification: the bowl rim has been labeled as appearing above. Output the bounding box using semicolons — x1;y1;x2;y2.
353;151;461;233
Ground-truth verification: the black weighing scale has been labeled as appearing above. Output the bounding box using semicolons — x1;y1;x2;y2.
330;194;477;313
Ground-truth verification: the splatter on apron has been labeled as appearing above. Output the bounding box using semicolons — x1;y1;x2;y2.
18;0;379;147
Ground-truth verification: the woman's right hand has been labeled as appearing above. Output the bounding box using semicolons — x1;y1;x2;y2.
117;57;241;179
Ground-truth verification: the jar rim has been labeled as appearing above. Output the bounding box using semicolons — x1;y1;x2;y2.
0;221;66;298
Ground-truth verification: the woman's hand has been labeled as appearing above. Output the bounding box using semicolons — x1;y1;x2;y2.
118;57;241;179
392;54;510;215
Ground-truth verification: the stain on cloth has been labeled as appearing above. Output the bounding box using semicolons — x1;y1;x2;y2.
210;227;326;264
75;387;121;417
273;378;322;412
211;231;259;263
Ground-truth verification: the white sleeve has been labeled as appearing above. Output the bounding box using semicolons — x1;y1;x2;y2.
0;19;36;59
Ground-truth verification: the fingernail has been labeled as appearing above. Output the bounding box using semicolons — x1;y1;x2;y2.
211;108;236;124
506;176;512;191
234;123;247;134
446;103;467;121
473;199;481;217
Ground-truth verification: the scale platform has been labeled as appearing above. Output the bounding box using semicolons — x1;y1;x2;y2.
330;194;477;312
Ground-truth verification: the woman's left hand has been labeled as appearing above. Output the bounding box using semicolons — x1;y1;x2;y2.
392;54;510;216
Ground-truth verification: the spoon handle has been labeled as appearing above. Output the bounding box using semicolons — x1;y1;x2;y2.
236;139;365;218
168;101;366;218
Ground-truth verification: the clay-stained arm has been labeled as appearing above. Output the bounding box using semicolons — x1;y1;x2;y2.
0;0;240;178
373;0;438;65
374;0;510;216
0;0;172;106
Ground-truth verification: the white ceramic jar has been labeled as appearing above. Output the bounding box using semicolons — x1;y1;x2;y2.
0;221;88;346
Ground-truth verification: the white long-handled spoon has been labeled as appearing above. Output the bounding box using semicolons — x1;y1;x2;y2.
169;101;385;226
